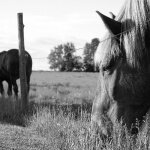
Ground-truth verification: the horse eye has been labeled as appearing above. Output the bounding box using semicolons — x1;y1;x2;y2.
103;65;111;71
102;66;107;71
102;62;114;72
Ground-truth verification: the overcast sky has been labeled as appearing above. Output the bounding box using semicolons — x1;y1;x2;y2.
0;0;125;70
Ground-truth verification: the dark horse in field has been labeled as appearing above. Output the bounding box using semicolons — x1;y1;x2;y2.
91;0;150;137
0;49;32;98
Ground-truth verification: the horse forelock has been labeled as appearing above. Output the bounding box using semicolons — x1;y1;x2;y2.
94;35;110;67
95;0;150;70
94;34;121;69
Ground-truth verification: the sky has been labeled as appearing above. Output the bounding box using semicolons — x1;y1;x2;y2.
0;0;125;70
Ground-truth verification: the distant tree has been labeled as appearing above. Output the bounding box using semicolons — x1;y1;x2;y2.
83;38;100;72
48;44;63;71
73;56;83;71
63;42;76;71
48;42;83;71
83;43;93;72
48;39;99;72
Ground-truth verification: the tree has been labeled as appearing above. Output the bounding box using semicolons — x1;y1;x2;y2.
73;56;83;71
83;43;93;72
48;44;63;71
83;38;100;72
63;42;76;71
48;42;83;71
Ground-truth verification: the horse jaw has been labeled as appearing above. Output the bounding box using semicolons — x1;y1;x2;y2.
96;11;121;35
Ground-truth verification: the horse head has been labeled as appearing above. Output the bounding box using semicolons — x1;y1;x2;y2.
92;5;150;138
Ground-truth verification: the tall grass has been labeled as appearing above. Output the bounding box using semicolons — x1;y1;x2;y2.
0;96;149;149
0;72;149;149
26;106;150;150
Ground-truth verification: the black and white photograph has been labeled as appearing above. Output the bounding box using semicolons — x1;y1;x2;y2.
0;0;150;149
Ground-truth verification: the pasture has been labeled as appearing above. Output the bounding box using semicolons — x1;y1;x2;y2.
30;71;97;104
0;71;149;150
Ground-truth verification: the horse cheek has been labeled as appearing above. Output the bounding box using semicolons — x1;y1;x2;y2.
107;69;119;100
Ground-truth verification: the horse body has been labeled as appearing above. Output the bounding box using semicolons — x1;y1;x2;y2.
92;0;150;136
0;49;32;97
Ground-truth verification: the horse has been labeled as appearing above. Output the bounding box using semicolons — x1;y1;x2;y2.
91;0;150;137
0;49;32;98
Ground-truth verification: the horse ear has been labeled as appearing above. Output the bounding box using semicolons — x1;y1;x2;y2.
109;12;116;19
96;11;121;35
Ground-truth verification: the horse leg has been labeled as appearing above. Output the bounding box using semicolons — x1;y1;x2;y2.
26;75;31;94
0;82;5;97
7;81;12;97
12;79;18;100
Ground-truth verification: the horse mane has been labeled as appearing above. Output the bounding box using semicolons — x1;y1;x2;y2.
94;34;122;68
95;0;150;69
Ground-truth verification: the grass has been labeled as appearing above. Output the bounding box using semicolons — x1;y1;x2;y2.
0;71;149;149
0;105;149;150
30;71;97;103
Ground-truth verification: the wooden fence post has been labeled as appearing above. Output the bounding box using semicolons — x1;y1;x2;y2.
18;13;28;111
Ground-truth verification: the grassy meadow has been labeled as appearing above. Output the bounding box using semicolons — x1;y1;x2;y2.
30;71;98;104
0;71;149;150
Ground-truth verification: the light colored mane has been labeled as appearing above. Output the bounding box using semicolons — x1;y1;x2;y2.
95;0;150;69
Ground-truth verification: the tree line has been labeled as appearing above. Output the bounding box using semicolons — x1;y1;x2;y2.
47;38;100;72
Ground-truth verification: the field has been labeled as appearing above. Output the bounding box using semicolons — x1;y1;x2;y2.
0;71;149;150
30;71;98;104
